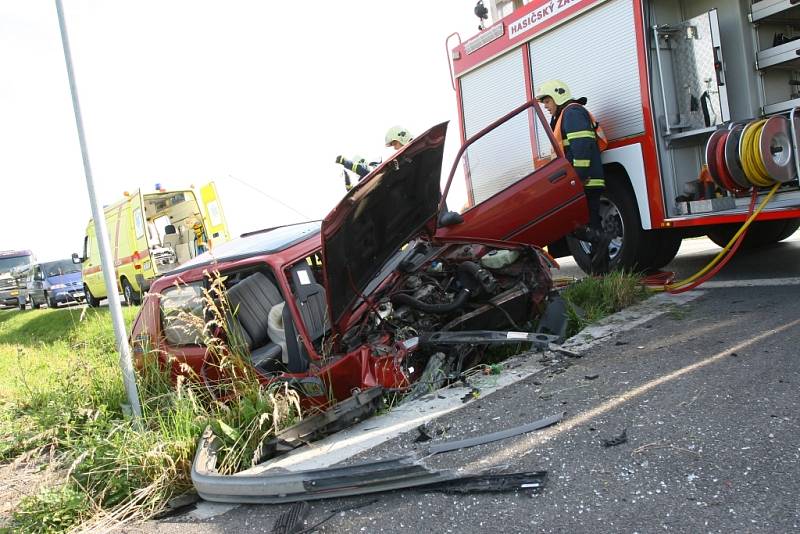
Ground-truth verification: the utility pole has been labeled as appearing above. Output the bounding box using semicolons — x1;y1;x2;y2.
55;0;142;421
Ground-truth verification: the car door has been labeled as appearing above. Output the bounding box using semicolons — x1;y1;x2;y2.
436;100;587;246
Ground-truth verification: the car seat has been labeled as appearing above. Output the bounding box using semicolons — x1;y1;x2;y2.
226;272;284;369
283;263;330;373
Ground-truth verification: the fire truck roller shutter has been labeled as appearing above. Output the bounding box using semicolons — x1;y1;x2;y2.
528;0;644;150
459;47;532;205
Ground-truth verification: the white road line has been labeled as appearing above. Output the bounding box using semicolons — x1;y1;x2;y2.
698;277;800;289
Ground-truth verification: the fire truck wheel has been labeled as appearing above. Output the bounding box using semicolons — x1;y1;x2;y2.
85;285;100;308
706;218;800;250
567;178;645;274
646;230;682;271
121;278;141;307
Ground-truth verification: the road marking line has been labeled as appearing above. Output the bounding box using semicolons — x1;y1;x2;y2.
468;316;800;469
698;277;800;289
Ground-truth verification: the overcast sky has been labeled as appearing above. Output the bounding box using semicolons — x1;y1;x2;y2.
1;1;478;261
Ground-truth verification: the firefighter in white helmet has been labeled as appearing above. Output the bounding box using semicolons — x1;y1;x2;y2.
385;125;413;150
537;79;611;274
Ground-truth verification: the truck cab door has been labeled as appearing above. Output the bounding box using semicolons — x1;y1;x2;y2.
437;100;587;246
198;182;230;247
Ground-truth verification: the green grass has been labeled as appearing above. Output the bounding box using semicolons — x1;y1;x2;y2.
561;271;650;337
0;300;299;533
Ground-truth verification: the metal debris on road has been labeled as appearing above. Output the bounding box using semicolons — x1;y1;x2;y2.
602;428;628;448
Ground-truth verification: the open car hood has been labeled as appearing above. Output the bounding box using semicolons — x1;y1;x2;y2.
322;122;447;331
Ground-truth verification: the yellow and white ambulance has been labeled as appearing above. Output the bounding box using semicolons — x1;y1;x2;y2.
75;182;230;306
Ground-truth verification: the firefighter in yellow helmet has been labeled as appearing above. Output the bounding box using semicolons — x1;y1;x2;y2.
385;125;413;150
537;79;611;273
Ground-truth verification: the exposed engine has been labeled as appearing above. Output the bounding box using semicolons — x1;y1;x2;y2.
341;241;553;354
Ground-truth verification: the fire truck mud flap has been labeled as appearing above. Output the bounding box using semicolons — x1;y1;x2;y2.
191;413;562;504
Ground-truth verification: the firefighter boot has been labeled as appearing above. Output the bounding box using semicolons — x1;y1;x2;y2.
589;229;612;274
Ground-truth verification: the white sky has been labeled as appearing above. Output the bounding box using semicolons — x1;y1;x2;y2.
1;1;479;262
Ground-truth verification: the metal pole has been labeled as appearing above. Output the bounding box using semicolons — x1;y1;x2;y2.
55;0;142;421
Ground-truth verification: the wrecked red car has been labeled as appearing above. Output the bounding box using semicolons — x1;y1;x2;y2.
130;102;587;406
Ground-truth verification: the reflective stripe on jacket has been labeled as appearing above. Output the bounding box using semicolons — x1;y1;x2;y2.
552;103;606;188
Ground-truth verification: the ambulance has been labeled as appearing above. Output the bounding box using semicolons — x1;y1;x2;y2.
74;182;230;306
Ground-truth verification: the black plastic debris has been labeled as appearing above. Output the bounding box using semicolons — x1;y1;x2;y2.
602;428;628;448
428;413;563;454
252;388;384;464
414;424;433;443
422;471;547;495
271;502;310;534
584;374;600;380
536;295;570;343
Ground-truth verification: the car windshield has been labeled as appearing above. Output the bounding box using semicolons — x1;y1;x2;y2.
42;259;80;278
0;255;31;273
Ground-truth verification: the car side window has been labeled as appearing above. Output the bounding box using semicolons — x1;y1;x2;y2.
161;283;206;346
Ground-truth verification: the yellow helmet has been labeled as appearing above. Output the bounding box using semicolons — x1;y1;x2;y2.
536;80;572;106
385;125;413;147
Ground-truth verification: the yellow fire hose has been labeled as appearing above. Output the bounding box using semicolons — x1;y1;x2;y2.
654;182;780;292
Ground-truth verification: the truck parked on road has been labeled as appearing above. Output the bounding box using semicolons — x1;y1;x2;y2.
448;0;800;274
74;182;230;307
0;250;34;309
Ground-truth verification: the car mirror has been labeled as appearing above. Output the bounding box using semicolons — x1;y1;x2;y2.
438;210;464;227
72;252;83;264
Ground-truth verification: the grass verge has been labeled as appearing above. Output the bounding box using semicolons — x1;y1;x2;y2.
561;271;650;337
0;300;299;533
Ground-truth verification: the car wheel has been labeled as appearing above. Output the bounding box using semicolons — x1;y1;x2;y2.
85;285;100;308
566;178;647;275
30;295;41;310
47;292;58;309
121;278;141;306
707;218;800;250
18;297;26;311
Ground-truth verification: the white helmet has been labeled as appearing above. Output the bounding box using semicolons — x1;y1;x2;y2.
385;125;413;147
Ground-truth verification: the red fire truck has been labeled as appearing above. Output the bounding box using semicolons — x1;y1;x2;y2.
447;0;800;273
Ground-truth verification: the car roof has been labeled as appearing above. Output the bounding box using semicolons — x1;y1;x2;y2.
167;221;322;276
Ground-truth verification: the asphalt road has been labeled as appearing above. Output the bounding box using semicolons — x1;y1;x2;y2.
132;233;800;534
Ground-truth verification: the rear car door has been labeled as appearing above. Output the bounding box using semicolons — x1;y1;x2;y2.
437;99;587;246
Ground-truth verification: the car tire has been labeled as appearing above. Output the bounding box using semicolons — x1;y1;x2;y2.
121;278;141;306
30;295;41;310
47;292;58;309
85;285;100;308
18;298;26;311
566;178;647;274
707;218;800;250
